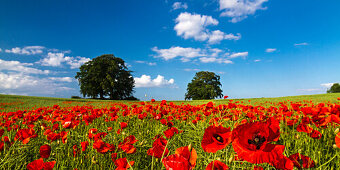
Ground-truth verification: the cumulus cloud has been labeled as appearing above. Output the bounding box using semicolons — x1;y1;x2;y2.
321;83;334;88
48;77;73;82
37;52;90;69
135;61;157;66
199;57;233;64
174;12;240;44
229;52;248;59
0;72;73;95
0;59;50;74
134;75;175;88
172;2;188;10
64;56;90;69
5;46;45;55
152;46;247;64
254;59;261;62
219;0;268;23
265;48;277;53
294;42;309;46
152;46;206;61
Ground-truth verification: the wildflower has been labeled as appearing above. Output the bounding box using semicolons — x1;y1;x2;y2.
40;144;51;158
201;125;231;153
206;160;229;170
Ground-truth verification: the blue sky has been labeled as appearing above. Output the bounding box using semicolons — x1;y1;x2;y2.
1;0;340;100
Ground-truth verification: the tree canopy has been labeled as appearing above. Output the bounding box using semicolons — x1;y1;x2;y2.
75;54;135;100
185;71;223;100
327;83;340;93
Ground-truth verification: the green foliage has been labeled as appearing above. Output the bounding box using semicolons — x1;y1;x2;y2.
75;54;135;99
327;83;340;93
185;71;223;100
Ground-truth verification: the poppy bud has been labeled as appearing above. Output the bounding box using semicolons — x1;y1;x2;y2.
333;144;338;149
92;156;97;164
335;128;339;134
228;156;233;163
188;144;192;152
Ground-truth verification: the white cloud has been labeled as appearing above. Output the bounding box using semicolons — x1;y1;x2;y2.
152;46;206;61
174;12;240;44
321;83;334;88
254;59;261;62
48;77;73;82
265;48;277;53
152;46;247;64
39;52;65;67
294;42;309;46
219;0;268;23
135;61;157;66
38;52;90;69
0;48;2;52
172;2;188;10
0;59;50;74
184;68;200;72
5;46;45;55
0;72;73;95
134;75;175;88
229;52;248;59
64;56;90;69
199;57;233;64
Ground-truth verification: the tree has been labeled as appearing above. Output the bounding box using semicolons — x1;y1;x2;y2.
327;83;340;93
185;71;223;100
75;54;135;100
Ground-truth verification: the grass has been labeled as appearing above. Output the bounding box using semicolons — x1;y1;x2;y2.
1;93;340;112
0;93;340;169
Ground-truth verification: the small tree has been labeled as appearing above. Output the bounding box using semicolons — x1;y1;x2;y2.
75;54;135;100
185;71;223;100
327;83;340;93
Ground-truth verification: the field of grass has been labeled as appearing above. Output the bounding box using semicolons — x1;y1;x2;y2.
0;93;340;169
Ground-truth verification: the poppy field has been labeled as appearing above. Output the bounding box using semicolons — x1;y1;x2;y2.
0;94;340;169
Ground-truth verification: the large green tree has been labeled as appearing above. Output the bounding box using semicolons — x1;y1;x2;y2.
185;71;223;100
75;54;135;100
327;83;340;93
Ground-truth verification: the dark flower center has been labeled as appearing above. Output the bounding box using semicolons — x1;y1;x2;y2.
248;134;266;150
213;134;224;143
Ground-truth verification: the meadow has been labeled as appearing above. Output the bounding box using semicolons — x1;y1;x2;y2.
0;93;339;169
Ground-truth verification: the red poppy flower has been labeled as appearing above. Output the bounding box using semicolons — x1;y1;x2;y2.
296;123;313;133
335;132;340;148
0;129;4;137
81;141;89;152
162;145;197;170
120;122;128;129
201;125;232;153
147;137;169;158
93;140;115;154
231;117;283;165
40;144;51;158
115;158;134;170
14;128;38;144
288;153;315;169
164;127;179;139
308;129;322;139
224;96;228;99
27;158;44;170
206;160;229;170
253;166;263;170
43;161;56;170
118;135;137;154
27;158;56;170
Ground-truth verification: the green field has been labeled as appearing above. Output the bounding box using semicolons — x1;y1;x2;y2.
1;93;340;112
